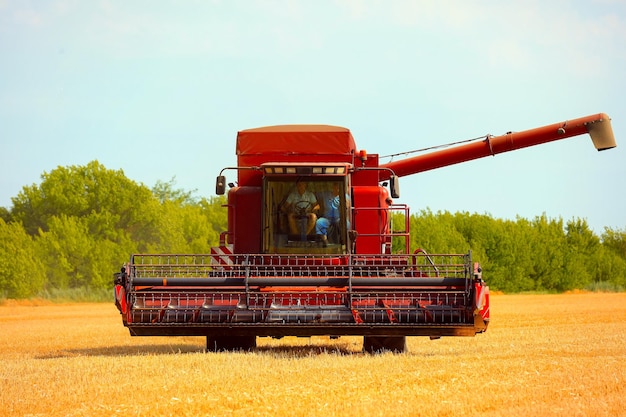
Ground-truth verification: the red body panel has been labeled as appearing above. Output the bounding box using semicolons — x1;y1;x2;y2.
236;125;357;187
352;186;390;254
228;186;262;253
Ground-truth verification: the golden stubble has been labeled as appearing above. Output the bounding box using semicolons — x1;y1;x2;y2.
1;293;624;417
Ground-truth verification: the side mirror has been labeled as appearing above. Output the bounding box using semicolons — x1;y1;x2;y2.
390;175;400;199
216;175;226;195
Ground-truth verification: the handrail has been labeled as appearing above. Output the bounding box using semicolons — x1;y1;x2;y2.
413;248;439;276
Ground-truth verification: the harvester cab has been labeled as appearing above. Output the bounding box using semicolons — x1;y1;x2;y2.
213;125;407;257
260;165;352;254
218;162;399;256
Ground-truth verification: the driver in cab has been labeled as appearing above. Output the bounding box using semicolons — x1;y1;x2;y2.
283;180;320;237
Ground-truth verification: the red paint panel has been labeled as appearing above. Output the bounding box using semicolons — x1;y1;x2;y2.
228;186;262;254
235;125;358;186
352;186;389;254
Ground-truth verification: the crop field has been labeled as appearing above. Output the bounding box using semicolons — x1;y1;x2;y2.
1;293;624;417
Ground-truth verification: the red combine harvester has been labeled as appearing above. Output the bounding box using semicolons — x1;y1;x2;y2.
114;113;616;352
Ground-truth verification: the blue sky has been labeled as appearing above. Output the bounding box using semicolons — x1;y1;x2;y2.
1;0;624;233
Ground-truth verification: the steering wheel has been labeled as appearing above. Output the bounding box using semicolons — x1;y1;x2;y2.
294;201;312;216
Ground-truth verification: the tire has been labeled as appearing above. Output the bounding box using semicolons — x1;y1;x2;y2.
206;335;257;352
363;336;407;353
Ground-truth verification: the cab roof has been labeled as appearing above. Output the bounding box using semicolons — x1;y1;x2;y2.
236;125;357;156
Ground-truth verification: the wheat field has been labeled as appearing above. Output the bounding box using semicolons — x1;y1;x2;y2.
0;293;624;417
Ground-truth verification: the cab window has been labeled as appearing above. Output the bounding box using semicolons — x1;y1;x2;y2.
263;177;350;254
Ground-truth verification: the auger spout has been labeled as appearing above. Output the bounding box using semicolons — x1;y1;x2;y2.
380;113;616;180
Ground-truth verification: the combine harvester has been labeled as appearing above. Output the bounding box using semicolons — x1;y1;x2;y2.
114;113;616;352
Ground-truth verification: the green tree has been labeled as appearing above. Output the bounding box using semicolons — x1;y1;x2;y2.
410;209;469;254
592;247;626;290
139;195;226;254
9;161;164;290
199;196;228;245
524;215;565;291
562;218;600;290
0;206;9;223
11;160;157;240
596;227;626;290
36;214;136;290
152;177;197;205
602;227;626;258
479;217;537;293
406;210;621;293
0;219;46;298
1;161;232;297
37;215;92;289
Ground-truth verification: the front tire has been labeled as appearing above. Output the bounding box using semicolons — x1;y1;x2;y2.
363;336;407;353
206;336;257;352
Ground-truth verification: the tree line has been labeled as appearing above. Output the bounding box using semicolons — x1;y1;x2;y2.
0;161;226;298
1;161;624;298
395;210;626;293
